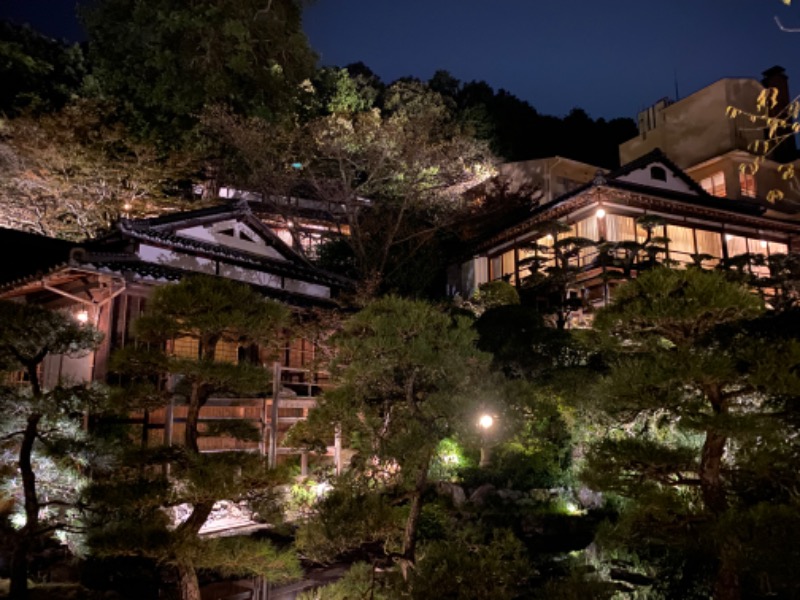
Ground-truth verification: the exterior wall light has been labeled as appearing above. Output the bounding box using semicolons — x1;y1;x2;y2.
595;208;606;219
725;234;734;241
76;310;89;324
760;240;768;248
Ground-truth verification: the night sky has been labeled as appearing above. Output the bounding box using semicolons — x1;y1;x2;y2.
2;0;799;120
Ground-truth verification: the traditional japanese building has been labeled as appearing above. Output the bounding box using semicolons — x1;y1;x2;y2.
0;199;351;466
449;149;800;323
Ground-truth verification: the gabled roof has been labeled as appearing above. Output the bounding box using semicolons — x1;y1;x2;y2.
465;149;797;254
605;148;709;196
117;199;309;264
1;202;353;305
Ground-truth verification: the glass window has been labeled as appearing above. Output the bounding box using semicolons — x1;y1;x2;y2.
517;246;536;281
490;255;502;281
695;229;723;263
574;218;599;265
666;225;695;264
726;234;748;258
215;340;239;364
768;241;788;255
700;171;726;197
502;250;516;283
606;215;636;242
739;171;756;198
173;336;199;360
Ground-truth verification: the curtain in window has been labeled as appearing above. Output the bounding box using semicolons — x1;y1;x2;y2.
695;229;723;258
726;235;748;258
768;241;787;255
666;225;695;264
576;217;599;241
605;215;636;242
490;256;502;280
502;250;516;283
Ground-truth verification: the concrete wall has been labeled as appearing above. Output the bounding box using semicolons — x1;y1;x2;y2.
620;78;764;169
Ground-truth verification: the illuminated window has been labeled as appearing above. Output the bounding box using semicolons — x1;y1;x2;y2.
502;250;516;283
700;171;726;197
695;229;722;266
489;255;502;280
215;340;239;364
173;336;200;360
666;225;695;265
725;234;748;258
768;241;788;255
739;171;756;198
605;215;636;242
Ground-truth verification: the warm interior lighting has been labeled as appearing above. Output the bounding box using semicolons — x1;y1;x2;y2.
760;240;768;248
478;414;494;430
76;310;89;323
595;208;606;219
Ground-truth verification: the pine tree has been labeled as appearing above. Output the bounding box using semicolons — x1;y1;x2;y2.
88;276;299;600
0;301;103;600
583;268;800;599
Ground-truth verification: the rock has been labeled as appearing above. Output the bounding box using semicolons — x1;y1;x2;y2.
468;483;496;506
577;486;603;509
436;481;467;507
496;489;523;501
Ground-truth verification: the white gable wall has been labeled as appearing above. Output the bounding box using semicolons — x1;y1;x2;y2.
175;223;287;261
615;162;697;195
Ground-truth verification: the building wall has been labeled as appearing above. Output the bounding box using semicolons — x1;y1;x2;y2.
489;157;601;204
620;78;764;169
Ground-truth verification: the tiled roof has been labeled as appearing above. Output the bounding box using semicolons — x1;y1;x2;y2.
81;257;341;308
0;228;76;287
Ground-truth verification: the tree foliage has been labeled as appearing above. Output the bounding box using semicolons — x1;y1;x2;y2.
89;276;295;600
0;301;104;600
0;100;201;239
206;76;496;294
584;269;800;599
295;297;493;573
82;0;317;143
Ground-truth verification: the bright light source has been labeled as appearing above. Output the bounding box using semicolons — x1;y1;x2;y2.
760;240;768;248
478;414;494;430
123;202;132;211
76;310;89;323
441;453;459;465
595;208;606;218
545;234;553;241
725;234;734;241
286;220;294;227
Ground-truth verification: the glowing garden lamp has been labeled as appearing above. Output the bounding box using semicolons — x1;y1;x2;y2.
478;413;495;467
76;309;89;324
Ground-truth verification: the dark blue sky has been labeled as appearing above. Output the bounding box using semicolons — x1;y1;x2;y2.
2;0;799;120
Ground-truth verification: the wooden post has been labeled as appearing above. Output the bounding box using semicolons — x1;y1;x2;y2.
268;362;281;469
300;452;308;477
259;395;268;457
334;424;342;476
